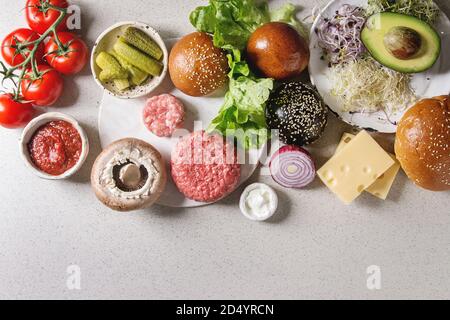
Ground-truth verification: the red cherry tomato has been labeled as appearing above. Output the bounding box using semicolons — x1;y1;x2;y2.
45;32;89;75
0;94;35;129
1;28;44;67
21;65;64;106
25;0;69;35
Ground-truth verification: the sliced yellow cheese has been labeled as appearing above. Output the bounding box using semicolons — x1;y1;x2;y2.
367;155;401;199
317;131;395;204
335;133;401;200
335;133;357;154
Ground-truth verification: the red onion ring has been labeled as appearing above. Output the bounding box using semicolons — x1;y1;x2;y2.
270;145;316;189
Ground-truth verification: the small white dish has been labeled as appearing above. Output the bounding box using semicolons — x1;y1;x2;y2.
239;183;279;222
91;21;169;99
20;112;89;180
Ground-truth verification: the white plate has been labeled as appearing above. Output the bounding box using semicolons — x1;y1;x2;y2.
309;0;450;132
98;39;264;208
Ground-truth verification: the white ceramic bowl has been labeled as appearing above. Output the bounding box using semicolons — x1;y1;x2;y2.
239;183;279;222
91;21;169;99
20;112;89;180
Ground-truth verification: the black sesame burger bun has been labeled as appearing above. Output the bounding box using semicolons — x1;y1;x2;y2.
266;82;328;147
169;32;229;97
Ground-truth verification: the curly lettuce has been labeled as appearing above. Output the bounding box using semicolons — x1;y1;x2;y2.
209;50;273;149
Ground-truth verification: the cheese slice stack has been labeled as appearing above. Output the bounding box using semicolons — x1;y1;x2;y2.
335;133;401;200
317;131;398;204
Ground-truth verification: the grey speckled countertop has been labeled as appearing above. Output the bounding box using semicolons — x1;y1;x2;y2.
0;0;449;300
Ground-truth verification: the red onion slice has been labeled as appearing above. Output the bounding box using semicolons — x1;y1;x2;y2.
270;145;316;189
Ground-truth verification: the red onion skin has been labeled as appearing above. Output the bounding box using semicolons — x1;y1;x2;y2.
270;145;316;189
271;145;313;162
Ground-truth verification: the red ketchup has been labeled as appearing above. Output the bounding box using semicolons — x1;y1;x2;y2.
28;120;82;176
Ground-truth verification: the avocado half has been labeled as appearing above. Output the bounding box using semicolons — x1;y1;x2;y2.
361;12;441;74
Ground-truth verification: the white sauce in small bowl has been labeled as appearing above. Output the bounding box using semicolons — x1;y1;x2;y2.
239;183;278;221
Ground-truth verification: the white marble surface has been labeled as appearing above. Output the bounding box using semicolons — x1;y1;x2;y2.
0;0;449;300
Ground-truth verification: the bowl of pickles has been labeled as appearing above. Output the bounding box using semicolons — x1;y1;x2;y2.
91;21;168;99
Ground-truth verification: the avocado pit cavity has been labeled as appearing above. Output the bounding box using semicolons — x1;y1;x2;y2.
384;26;422;60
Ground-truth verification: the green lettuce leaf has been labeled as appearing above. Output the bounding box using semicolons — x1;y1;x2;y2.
190;0;270;50
270;3;309;39
208;51;273;149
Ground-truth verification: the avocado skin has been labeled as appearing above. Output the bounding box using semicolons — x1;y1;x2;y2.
361;12;441;74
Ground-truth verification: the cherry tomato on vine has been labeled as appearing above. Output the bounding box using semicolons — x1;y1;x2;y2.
21;65;64;106
45;32;89;75
1;28;44;67
0;94;35;129
25;0;69;35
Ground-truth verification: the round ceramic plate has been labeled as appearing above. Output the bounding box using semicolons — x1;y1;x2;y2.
309;0;450;133
98;38;264;208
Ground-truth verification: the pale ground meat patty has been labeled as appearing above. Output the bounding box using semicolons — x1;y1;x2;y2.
143;94;185;137
171;131;241;202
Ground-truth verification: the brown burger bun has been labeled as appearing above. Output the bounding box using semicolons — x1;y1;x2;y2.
247;22;310;80
169;32;229;97
395;96;450;191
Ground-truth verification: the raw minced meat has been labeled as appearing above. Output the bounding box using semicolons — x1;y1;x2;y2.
171;131;241;202
143;94;185;137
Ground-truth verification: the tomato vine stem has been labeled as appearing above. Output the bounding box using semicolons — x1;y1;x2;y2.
0;2;68;100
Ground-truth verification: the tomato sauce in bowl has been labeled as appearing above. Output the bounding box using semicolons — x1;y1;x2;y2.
28;120;82;176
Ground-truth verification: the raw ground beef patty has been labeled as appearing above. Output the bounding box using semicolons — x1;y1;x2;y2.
171;131;241;202
143;94;185;137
